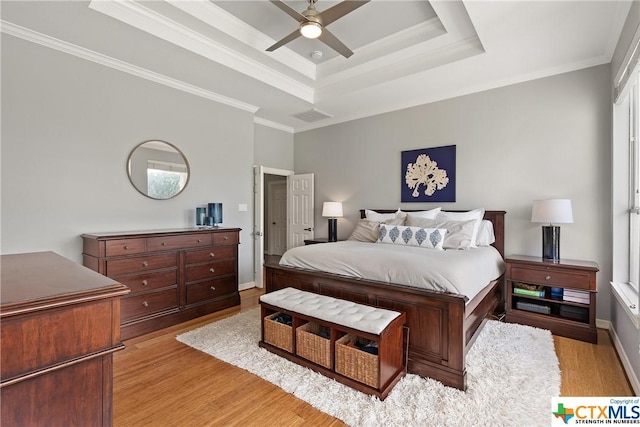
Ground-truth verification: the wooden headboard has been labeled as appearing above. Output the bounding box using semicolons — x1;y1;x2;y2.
359;209;506;257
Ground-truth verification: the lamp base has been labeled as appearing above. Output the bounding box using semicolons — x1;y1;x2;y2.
542;225;560;262
328;218;337;242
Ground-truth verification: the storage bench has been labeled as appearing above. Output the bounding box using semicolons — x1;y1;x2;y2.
259;287;407;400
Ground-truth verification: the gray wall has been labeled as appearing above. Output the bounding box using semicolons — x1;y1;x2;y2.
1;35;256;284
295;64;612;320
254;124;294;171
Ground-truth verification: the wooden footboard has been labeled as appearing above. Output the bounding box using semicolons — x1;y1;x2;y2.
265;210;506;391
265;264;503;390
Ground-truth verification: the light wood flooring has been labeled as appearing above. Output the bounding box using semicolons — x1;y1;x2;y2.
113;288;635;427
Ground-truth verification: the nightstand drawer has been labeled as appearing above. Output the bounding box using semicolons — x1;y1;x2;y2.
510;266;591;290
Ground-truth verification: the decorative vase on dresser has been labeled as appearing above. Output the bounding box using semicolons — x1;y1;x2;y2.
1;251;129;426
82;228;241;340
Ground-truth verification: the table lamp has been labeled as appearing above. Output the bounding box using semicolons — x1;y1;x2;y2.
531;199;573;262
322;202;343;242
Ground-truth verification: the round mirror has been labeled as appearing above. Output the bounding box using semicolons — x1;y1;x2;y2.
127;140;190;200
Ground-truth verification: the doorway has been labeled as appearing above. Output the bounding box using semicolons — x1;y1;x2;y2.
265;175;287;256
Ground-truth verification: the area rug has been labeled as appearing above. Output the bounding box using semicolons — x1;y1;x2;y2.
177;309;560;427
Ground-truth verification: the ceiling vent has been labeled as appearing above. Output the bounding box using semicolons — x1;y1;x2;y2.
292;108;333;122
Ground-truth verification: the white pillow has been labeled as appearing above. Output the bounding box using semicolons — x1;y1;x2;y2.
475;220;495;246
348;219;381;243
377;224;445;250
403;207;442;221
406;218;476;250
365;209;406;221
435;209;485;248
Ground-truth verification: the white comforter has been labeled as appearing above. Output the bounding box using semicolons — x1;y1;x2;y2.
279;241;505;299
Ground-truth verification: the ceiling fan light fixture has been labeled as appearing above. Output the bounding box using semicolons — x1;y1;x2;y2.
300;21;322;39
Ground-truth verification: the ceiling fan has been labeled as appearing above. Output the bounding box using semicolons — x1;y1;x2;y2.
266;0;370;58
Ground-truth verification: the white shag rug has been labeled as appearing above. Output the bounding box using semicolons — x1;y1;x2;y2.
177;309;560;427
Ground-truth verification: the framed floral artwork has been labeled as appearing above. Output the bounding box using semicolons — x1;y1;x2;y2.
401;145;456;202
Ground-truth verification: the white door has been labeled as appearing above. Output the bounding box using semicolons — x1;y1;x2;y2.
268;181;288;255
288;173;314;249
253;165;265;288
253;166;295;289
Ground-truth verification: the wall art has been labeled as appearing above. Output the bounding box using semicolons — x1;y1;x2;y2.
401;145;456;202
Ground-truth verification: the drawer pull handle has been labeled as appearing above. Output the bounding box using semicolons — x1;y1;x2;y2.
142;261;149;267
209;252;215;258
198;239;202;243
124;245;129;250
142;301;149;307
161;242;167;246
210;268;215;273
142;280;148;286
545;275;551;280
224;236;229;240
210;286;216;291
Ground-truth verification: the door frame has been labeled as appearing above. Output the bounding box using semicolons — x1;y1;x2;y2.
254;166;295;288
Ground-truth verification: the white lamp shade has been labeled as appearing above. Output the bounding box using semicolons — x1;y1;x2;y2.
322;202;343;218
531;199;574;224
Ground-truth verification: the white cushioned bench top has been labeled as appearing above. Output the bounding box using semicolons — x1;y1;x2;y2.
259;287;401;335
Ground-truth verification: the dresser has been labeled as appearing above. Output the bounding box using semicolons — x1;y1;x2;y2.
82;228;241;340
1;251;129;426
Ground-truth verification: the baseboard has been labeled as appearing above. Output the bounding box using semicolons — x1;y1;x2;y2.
239;281;255;291
596;318;609;329
607;321;640;395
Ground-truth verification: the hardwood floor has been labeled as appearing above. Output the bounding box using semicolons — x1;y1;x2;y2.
113;288;634;427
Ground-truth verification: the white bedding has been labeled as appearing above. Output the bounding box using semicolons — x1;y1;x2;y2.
279;241;505;300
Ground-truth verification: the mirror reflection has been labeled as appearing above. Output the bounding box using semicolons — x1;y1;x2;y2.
127;140;190;200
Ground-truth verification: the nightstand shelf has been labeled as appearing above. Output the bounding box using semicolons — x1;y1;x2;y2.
505;255;599;343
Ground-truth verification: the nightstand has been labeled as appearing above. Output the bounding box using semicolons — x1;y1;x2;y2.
505;255;599;343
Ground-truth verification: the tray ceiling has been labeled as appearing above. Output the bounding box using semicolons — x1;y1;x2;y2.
0;1;632;132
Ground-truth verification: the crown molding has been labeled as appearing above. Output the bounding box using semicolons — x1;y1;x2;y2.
167;0;316;81
0;20;259;113
88;0;314;103
254;117;294;133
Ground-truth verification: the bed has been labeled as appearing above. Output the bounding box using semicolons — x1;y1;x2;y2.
264;209;506;391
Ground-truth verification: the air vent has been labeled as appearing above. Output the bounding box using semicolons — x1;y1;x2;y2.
292;108;333;122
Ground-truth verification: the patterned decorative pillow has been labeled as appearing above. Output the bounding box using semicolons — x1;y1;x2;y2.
377;225;446;250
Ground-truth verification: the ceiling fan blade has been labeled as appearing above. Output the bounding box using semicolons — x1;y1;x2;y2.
318;28;353;58
269;0;307;23
266;29;302;52
317;0;369;26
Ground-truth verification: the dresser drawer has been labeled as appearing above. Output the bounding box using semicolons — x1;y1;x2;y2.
105;238;146;256
185;276;237;305
121;288;178;323
106;253;177;276
115;270;177;293
213;232;238;245
185;260;236;282
510;266;591;290
185;246;235;264
147;234;212;252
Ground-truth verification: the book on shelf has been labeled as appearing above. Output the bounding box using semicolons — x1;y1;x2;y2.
563;289;590;304
513;286;545;298
562;295;590;304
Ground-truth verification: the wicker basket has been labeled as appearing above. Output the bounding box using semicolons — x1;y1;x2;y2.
335;334;379;388
296;322;331;368
263;312;293;353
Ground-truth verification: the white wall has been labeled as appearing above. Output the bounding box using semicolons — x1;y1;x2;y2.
294;65;613;319
1;35;256;284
